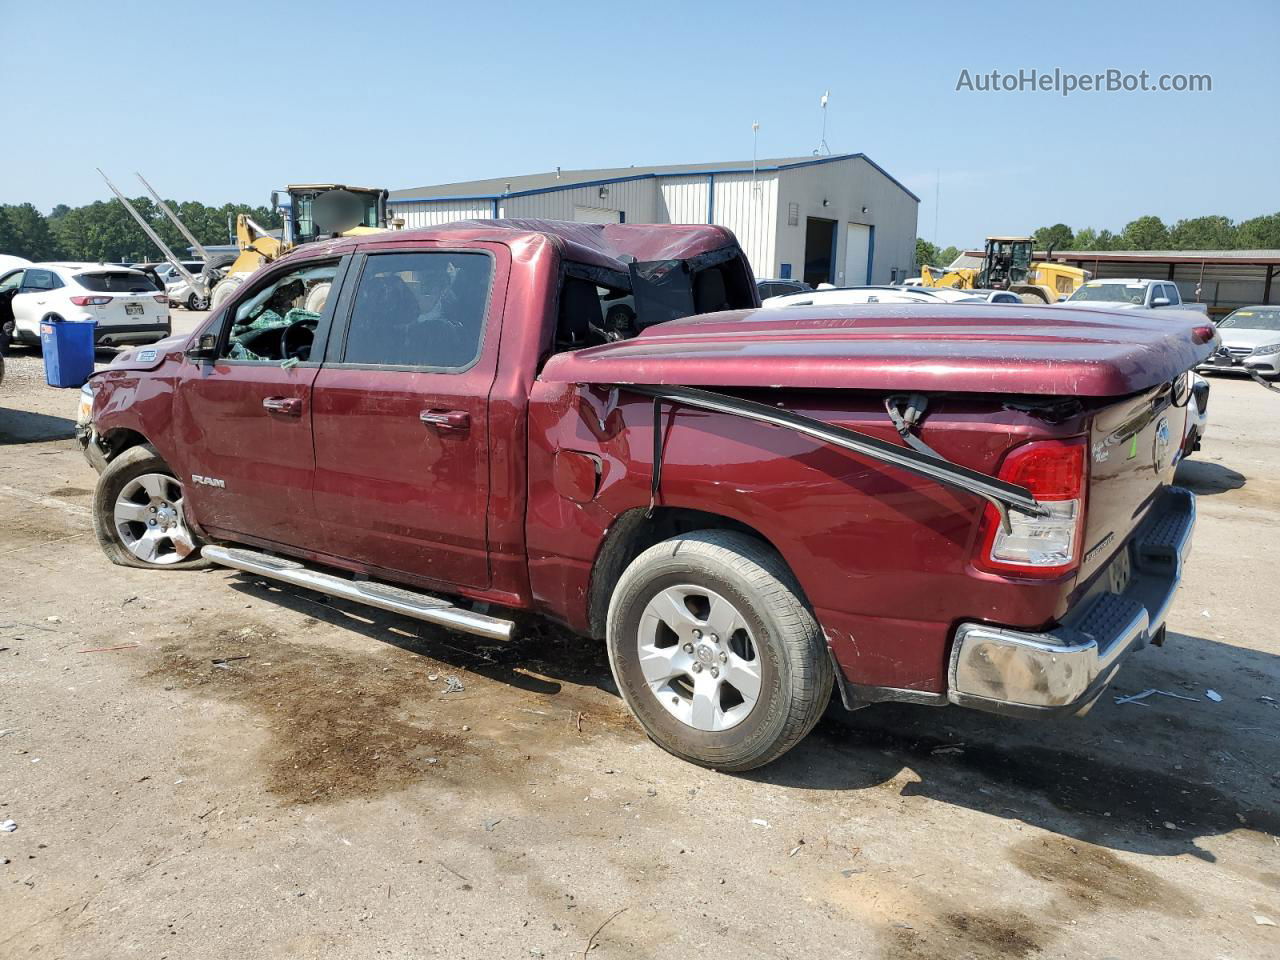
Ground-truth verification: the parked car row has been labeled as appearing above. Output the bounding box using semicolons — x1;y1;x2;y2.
0;262;171;350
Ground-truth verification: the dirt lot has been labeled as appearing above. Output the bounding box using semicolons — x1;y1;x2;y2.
1;326;1277;959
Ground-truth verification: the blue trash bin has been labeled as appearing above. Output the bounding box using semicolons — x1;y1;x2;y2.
40;318;97;388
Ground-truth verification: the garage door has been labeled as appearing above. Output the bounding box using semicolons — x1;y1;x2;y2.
573;205;622;224
843;223;872;285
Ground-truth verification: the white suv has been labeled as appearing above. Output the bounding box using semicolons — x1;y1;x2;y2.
0;263;171;349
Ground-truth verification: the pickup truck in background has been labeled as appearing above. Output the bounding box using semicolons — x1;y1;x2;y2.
78;220;1216;771
1058;277;1210;315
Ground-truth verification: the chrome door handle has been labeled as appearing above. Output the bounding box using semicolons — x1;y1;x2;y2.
262;396;303;416
419;409;469;431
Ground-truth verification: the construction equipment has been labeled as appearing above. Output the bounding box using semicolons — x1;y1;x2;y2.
98;169;217;308
920;236;1089;304
100;172;391;310
208;184;391;309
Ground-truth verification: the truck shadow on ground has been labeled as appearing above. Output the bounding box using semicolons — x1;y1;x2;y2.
226;577;1278;860
0;407;77;445
1174;459;1246;495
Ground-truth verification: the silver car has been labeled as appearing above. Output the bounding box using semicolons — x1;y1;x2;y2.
1198;306;1280;378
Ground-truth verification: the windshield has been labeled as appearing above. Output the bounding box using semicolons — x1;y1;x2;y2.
1068;283;1147;305
1218;307;1280;331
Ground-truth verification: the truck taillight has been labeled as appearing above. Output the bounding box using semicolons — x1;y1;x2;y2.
70;295;112;306
974;438;1087;578
153;295;168;304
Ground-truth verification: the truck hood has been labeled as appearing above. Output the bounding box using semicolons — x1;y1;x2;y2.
98;330;194;373
541;303;1216;397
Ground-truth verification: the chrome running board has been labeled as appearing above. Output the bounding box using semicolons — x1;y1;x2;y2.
202;545;514;642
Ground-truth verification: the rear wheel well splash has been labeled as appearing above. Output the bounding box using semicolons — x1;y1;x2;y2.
587;506;786;638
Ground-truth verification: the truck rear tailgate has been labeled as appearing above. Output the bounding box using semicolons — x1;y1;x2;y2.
1078;382;1187;586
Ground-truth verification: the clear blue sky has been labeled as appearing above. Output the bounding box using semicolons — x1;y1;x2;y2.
2;0;1275;248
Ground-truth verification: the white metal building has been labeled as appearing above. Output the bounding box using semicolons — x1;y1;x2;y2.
389;154;920;287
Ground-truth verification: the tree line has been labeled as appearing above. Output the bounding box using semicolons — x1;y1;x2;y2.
0;199;283;264
918;211;1280;268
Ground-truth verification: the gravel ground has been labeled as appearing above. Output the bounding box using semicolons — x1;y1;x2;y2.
1;335;1277;959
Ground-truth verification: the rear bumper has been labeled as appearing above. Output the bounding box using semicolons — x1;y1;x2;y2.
94;322;171;346
947;486;1195;718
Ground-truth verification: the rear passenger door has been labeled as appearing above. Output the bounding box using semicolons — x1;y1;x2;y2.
311;244;509;590
12;269;62;336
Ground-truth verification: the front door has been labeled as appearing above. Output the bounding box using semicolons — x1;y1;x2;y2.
170;256;347;548
311;245;507;591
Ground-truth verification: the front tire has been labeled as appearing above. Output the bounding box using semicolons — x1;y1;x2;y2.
92;445;209;569
606;529;832;771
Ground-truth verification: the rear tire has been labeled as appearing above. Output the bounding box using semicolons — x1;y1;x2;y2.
93;445;209;570
606;529;832;771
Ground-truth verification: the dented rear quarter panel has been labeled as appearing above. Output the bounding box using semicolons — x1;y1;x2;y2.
526;382;1096;692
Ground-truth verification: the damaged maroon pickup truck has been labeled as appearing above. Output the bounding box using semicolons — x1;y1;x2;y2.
79;220;1215;770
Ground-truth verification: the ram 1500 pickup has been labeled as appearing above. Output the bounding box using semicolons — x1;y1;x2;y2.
79;220;1216;771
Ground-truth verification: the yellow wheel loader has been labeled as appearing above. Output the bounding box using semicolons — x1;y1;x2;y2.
209;185;391;309
920;236;1088;304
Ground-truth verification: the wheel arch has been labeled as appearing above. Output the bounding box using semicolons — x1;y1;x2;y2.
586;506;792;638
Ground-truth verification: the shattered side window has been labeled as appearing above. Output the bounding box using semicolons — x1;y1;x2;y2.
222;262;337;363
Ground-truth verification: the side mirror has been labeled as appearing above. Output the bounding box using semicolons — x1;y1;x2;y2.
1151;297;1171;307
1056;295;1067;302
185;332;218;362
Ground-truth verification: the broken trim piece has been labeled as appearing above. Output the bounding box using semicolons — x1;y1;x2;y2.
608;383;1048;528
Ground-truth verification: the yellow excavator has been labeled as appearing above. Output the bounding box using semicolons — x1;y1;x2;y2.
920;236;1088;304
209;184;392;309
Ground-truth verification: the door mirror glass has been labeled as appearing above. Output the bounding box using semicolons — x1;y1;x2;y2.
185;332;218;361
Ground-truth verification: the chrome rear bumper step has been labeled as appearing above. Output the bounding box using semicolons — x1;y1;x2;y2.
201;545;514;642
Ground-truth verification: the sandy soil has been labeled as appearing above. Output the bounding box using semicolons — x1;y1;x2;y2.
1;335;1276;959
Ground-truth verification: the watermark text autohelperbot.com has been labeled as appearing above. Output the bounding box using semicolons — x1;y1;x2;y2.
956;68;1212;96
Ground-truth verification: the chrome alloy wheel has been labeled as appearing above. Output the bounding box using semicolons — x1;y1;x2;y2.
113;472;196;565
636;584;762;732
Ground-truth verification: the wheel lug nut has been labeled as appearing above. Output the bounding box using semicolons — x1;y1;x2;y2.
149;506;156;513
710;667;719;679
692;629;703;640
691;663;703;673
709;634;719;643
148;519;156;526
682;643;694;654
719;651;728;663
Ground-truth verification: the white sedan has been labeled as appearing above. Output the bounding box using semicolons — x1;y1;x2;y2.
762;285;986;307
0;263;171;349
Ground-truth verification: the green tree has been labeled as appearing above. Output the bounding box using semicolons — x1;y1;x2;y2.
1120;215;1170;250
1;203;61;260
1236;213;1280;249
1169;215;1236;250
1095;229;1118;251
937;245;961;266
915;237;940;267
1073;227;1100;250
1033;223;1074;252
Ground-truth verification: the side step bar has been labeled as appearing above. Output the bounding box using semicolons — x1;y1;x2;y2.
202;546;515;642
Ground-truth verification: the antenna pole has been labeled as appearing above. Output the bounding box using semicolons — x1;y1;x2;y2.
751;121;760;190
818;90;830;155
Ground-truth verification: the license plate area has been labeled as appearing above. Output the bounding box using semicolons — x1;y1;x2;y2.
125;303;144;316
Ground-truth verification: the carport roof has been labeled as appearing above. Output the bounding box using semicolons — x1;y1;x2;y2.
958;248;1280;266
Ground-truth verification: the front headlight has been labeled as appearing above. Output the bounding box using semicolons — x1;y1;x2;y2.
1250;342;1280;357
77;383;95;425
